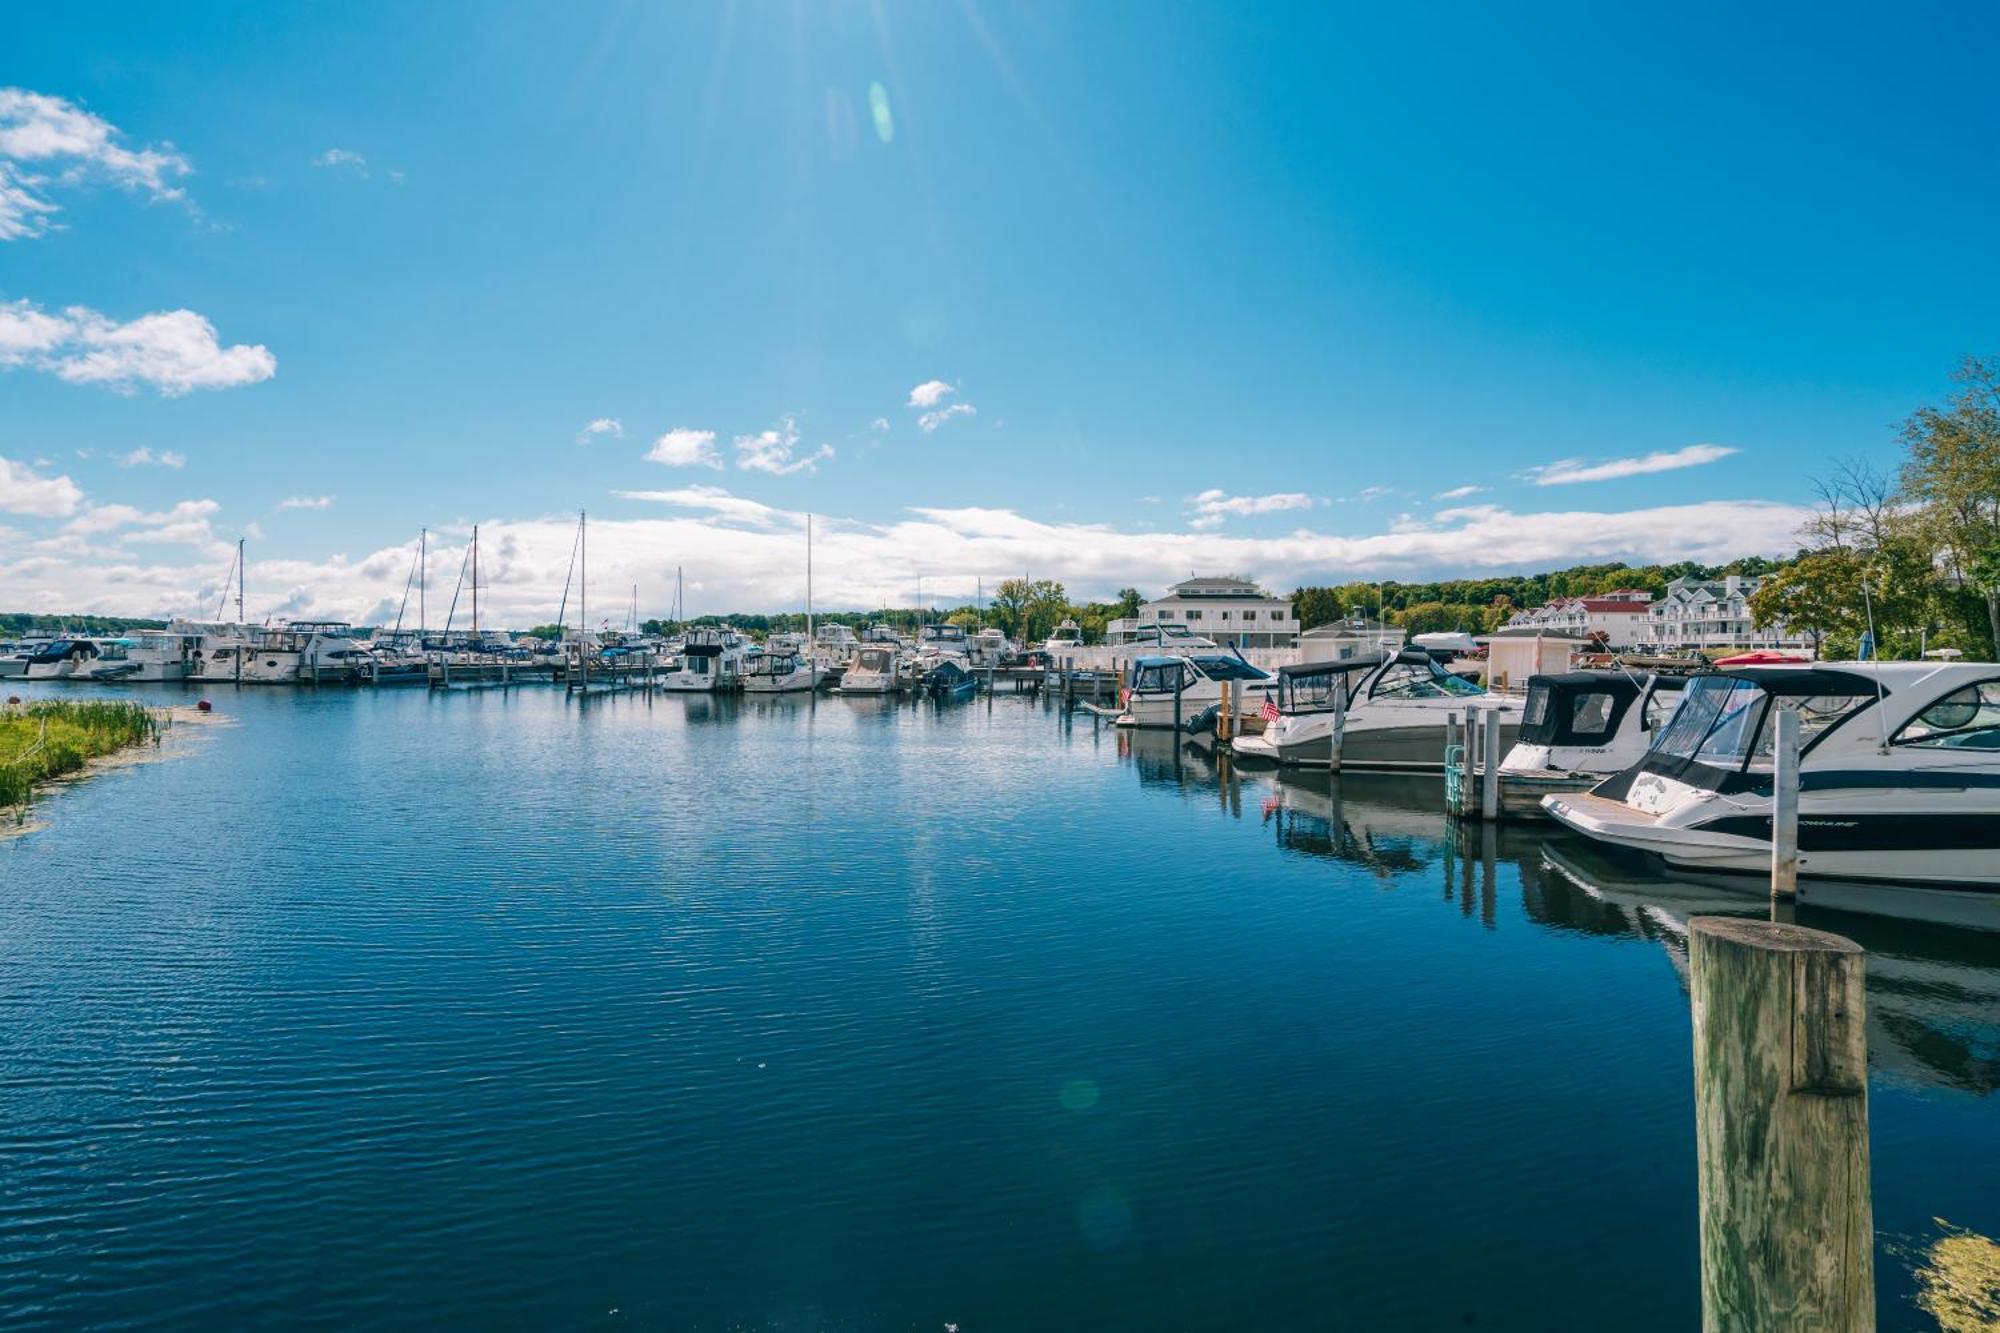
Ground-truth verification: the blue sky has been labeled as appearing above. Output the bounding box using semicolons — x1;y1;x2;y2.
4;2;1997;622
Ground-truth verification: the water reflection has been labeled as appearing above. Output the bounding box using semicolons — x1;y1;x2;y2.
1121;742;2000;1099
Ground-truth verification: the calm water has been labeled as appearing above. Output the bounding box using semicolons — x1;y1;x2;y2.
3;682;1997;1330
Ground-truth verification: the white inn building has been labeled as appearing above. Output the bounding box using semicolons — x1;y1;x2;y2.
1502;575;1809;652
1106;575;1300;650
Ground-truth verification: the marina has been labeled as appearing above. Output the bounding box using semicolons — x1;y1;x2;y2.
2;676;1995;1329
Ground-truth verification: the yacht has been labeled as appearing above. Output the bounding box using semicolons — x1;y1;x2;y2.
69;631;201;682
1117;654;1274;729
742;648;820;694
1044;618;1086;652
661;629;748;692
915;623;972;660
836;643;902;695
814;623;860;660
968;627;1015;667
1544;661;2000;889
0;638;54;679
1230;650;1517;771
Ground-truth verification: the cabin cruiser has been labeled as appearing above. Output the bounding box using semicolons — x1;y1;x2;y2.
836;643;901;695
662;629;747;692
0;638;54;679
1411;630;1480;660
742;648;820;693
68;631;201;682
814;623;860;661
968;627;1015;667
916;623;972;660
1544;662;2000;889
1480;671;1691;816
1117;654;1274;729
1044;619;1085;652
21;638;103;680
1230;650;1517;771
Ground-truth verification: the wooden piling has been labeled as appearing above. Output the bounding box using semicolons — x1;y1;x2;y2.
1771;707;1800;900
1480;709;1501;821
1689;917;1873;1333
1173;666;1183;733
1219;680;1234;742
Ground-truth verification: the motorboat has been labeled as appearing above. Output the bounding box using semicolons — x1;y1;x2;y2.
21;639;104;680
1544;661;2000;890
742;648;820;694
1478;670;1691;817
836;643;901;695
1117;654;1273;729
662;629;747;692
66;632;199;682
1115;623;1219;652
0;638;54;679
1043;619;1086;653
1230;650;1517;771
915;623;972;661
917;657;979;701
968;627;1015;667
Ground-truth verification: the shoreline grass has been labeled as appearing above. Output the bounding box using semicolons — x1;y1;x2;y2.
1;699;164;813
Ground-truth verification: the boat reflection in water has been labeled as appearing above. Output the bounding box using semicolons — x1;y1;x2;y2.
1116;743;2000;1098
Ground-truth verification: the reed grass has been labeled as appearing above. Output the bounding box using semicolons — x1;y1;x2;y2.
0;700;162;811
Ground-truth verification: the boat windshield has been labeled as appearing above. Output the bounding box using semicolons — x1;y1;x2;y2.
1650;675;1876;771
857;648;894;672
1280;670;1345;712
1369;657;1483;700
1189;656;1268;682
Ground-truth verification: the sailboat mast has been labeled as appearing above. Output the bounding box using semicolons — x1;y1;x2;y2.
806;514;814;648
237;537;245;624
579;510;588;691
470;525;480;640
419;528;427;634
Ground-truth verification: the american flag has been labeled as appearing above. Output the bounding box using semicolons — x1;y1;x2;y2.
1260;695;1280;723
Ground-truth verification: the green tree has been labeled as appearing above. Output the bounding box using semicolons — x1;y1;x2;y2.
1748;551;1865;656
1114;587;1144;620
1899;356;2000;655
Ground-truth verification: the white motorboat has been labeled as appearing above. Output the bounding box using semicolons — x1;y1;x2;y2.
68;631;200;682
21;638;103;680
1043;619;1085;652
1231;650;1517;771
1115;622;1219;652
1544;661;2000;890
1117;653;1274;729
1477;670;1691;816
0;638;54;679
836;643;901;694
661;629;748;692
742;648;820;693
915;623;972;661
968;627;1015;667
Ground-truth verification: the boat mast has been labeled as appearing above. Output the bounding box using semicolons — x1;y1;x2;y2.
806;513;814;648
470;524;480;641
419;528;427;634
236;536;245;684
579;510;588;691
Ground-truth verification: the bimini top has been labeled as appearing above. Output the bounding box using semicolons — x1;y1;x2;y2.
1278;654;1389;678
1187;655;1270;681
1719;665;1884;696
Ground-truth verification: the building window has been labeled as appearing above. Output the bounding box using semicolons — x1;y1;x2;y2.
1185;610;1202;621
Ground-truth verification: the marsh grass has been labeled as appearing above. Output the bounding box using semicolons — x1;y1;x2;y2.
1;700;163;812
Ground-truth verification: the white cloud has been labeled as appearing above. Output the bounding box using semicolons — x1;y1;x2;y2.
646;426;722;469
1434;484;1484;500
1186;489;1318;530
0;454;85;517
313;148;369;176
278;495;334;510
918;402;976;433
577;417;623;444
117;447;186;469
0;489;1812;625
870;417;890;432
907;379;955;408
1355;485;1394;502
1528;443;1738;486
0;87;192;240
734;415;833;475
0;298;275;395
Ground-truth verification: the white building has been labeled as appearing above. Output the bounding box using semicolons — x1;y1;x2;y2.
1502;589;1655;648
1648;575;1809;651
1105;575;1300;650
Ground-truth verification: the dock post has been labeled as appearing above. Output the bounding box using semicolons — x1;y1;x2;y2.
1328;675;1345;771
1771;707;1800;900
1480;708;1501;821
1173;667;1183;733
1219;680;1233;742
1689;917;1872;1332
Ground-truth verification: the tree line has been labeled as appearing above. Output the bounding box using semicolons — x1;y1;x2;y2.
1748;356;2000;659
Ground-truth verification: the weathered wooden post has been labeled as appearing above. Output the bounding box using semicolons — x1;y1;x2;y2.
1328;673;1345;771
1689;917;1873;1332
1219;680;1234;742
1771;707;1800;900
1480;708;1501;821
1173;665;1184;733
